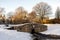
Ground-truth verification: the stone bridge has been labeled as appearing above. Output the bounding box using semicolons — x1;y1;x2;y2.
6;23;47;33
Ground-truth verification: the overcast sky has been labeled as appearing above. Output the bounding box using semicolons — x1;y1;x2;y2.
0;0;60;18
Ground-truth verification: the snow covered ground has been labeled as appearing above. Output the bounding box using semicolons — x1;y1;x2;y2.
0;25;33;40
0;24;60;40
41;24;60;35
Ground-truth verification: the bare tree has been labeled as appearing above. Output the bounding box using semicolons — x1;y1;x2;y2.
14;7;28;23
0;7;6;24
7;12;14;18
15;7;27;19
55;7;60;19
15;7;26;14
33;2;52;20
0;7;5;17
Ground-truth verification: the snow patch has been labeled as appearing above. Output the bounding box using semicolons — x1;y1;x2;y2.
41;24;60;35
0;28;32;40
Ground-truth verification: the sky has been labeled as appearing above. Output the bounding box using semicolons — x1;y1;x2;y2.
0;0;60;18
